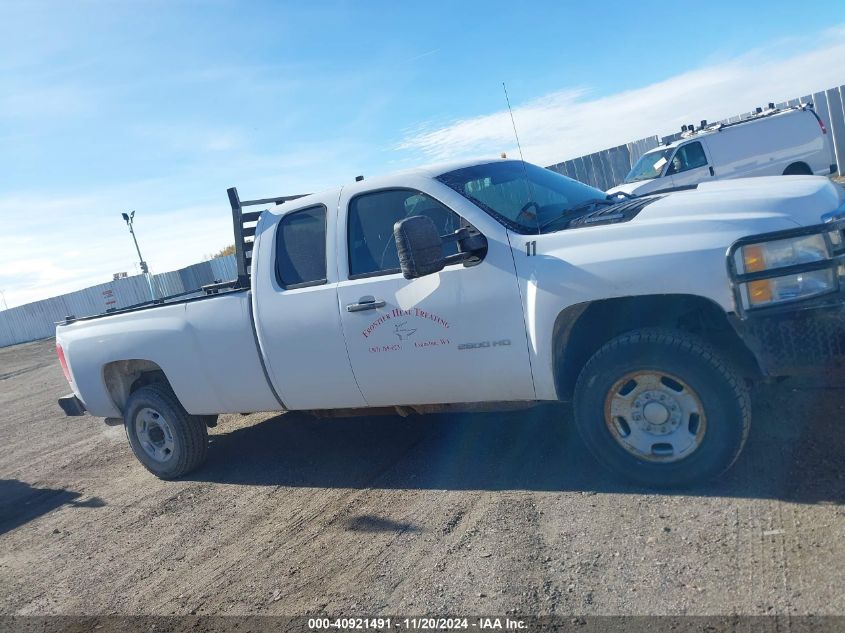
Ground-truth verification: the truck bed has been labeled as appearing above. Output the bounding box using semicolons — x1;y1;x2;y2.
60;283;240;325
57;289;283;418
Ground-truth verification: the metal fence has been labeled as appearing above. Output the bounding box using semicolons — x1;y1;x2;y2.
0;256;237;348
3;84;845;349
547;84;845;191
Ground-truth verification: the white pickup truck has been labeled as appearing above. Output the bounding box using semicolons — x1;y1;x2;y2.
56;159;845;487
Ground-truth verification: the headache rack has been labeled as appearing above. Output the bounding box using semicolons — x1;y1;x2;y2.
224;187;309;290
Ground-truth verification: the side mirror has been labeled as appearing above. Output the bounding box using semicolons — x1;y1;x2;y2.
393;216;446;280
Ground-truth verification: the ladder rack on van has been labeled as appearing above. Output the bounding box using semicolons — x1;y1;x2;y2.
672;103;817;142
225;187;309;290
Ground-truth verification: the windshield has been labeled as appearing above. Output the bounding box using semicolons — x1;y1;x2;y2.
436;161;607;234
624;148;673;183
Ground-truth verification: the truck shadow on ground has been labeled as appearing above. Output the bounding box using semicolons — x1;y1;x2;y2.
190;380;844;504
0;479;105;536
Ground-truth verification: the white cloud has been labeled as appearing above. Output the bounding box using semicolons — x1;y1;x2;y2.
404;48;440;63
397;30;845;167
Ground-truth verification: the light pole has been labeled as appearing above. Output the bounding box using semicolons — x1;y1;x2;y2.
0;290;7;311
121;210;156;301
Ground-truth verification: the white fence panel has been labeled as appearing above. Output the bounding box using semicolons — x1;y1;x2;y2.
0;255;239;348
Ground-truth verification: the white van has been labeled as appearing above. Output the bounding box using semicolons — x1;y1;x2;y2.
608;104;837;196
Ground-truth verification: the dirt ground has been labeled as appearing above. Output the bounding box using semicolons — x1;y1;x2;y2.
0;338;843;616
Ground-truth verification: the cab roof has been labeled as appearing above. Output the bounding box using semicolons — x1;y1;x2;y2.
266;156;510;215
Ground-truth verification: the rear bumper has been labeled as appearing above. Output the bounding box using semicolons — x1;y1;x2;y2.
58;393;87;416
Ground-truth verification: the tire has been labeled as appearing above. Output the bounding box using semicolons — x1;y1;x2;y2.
195;415;218;428
783;162;812;175
123;383;208;479
573;328;750;488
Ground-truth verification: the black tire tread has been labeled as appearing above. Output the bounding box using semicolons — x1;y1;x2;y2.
124;383;208;479
574;327;751;484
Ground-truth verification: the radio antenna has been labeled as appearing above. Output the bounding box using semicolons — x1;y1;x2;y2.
502;82;539;233
502;82;527;163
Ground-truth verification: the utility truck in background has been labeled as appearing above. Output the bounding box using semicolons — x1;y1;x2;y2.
608;103;837;197
56;159;845;487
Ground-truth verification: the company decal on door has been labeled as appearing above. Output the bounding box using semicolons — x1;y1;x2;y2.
362;307;451;353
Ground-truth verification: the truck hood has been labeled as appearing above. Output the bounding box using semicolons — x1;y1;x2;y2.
634;176;843;227
524;177;842;322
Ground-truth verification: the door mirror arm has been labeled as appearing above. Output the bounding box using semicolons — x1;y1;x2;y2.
394;216;487;280
443;226;488;264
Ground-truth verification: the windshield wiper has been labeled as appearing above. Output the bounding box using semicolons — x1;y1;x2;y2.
539;197;615;230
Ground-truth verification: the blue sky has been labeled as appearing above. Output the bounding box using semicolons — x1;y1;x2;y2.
1;0;844;307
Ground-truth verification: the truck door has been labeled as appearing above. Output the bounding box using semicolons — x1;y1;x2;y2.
665;141;713;187
335;183;535;407
252;196;367;410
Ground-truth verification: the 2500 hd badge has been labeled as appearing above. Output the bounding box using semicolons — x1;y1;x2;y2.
457;339;512;350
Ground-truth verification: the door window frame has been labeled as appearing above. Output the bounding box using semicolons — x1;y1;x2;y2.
345;187;467;281
667;141;709;175
274;203;329;290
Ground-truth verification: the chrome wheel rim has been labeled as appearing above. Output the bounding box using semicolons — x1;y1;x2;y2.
604;371;707;463
135;407;176;463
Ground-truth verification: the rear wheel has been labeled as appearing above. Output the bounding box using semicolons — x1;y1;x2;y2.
124;383;208;479
573;329;750;488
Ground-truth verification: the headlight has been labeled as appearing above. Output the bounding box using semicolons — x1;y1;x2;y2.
743;269;835;306
737;234;836;307
740;234;828;272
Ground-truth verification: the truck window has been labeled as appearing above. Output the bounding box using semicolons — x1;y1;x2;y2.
667;142;708;174
624;148;673;183
275;205;327;288
437;160;605;233
348;189;460;278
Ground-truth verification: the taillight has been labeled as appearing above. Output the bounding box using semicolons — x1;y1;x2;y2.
56;344;72;383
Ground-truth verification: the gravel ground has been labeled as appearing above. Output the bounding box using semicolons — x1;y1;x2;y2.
0;338;843;616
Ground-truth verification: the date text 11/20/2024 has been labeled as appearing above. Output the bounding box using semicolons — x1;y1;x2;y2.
307;617;528;630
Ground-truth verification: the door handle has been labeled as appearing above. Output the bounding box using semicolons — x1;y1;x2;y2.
346;296;386;312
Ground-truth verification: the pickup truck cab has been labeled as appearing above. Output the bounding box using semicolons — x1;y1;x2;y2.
56;159;845;487
608;104;837;197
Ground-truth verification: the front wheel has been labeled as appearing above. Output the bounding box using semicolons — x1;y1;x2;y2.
124;383;208;479
573;329;750;488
